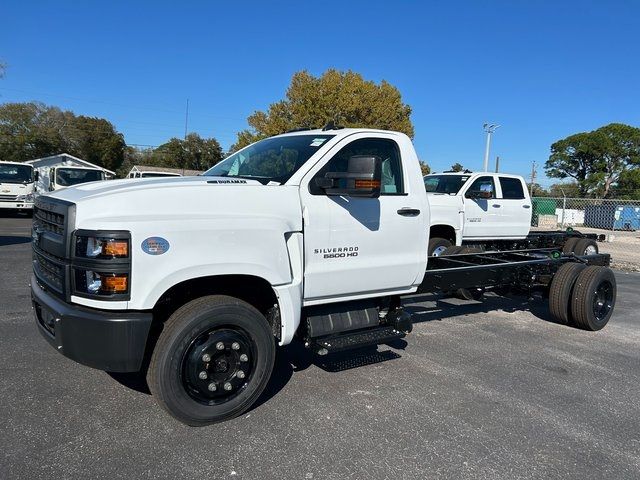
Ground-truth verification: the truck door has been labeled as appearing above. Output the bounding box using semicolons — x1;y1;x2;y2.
300;135;426;302
462;175;501;238
497;176;532;237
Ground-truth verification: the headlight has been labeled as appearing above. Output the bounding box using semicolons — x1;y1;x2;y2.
74;270;129;295
17;193;34;202
76;235;129;259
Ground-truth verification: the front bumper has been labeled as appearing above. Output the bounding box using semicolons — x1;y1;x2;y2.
31;275;153;372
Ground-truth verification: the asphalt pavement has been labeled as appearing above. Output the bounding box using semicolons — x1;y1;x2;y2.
1;214;639;479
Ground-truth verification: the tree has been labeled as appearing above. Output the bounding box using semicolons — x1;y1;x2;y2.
0;102;126;170
232;69;414;151
548;182;582;198
612;168;640;199
419;161;431;176
152;133;223;171
545;123;640;198
450;162;464;172
527;183;548;197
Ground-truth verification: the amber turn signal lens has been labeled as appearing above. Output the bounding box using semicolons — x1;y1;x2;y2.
354;179;381;189
101;275;128;293
104;240;129;257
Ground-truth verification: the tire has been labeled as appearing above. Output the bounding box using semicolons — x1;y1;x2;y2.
570;266;617;331
147;295;276;426
454;247;485;301
573;238;598;256
428;237;453;257
548;262;587;324
562;237;580;254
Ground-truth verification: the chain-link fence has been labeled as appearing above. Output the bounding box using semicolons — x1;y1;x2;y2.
531;197;640;271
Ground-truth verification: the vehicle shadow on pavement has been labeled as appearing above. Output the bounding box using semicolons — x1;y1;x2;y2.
0;236;32;246
404;292;556;326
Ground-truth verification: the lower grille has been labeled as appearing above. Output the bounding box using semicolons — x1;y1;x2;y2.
33;249;65;294
0;194;19;202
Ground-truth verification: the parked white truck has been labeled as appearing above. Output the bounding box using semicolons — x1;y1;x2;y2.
31;128;616;426
36;165;106;193
0;161;36;214
424;171;600;257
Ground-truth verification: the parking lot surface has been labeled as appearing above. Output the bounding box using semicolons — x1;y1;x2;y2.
1;215;639;479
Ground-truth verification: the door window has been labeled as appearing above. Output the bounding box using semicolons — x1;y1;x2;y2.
311;138;404;195
465;176;496;198
499;177;525;199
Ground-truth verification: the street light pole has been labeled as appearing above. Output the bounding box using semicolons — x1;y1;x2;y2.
483;123;500;171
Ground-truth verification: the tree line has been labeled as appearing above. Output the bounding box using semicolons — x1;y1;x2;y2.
0;67;638;197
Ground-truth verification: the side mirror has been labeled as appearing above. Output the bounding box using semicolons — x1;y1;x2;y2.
317;155;382;198
34;171;39;182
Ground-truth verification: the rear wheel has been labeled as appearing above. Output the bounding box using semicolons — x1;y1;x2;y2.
147;295;275;426
573;238;598;256
570;266;616;331
428;237;453;257
454;247;485;301
548;262;587;324
562;237;580;254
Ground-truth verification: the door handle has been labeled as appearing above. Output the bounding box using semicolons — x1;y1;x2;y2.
397;208;421;217
523;205;531;209
492;204;501;208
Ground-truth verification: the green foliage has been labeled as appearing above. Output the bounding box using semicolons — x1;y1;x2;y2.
612;168;640;199
528;182;548;197
232;69;414;151
545;123;640;198
547;182;583;198
419;161;431;176
450;162;464;172
0;102;126;170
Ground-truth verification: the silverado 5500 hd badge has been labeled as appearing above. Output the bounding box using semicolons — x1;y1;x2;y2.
314;246;359;259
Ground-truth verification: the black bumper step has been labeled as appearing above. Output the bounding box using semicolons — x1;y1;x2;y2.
314;325;406;354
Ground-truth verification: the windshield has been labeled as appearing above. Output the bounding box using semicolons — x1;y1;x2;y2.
204;134;335;184
56;168;103;186
424;174;471;195
0;164;33;184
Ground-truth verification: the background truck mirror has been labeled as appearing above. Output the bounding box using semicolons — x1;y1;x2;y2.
321;155;382;198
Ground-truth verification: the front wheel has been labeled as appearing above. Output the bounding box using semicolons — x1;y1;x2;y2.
147;295;275;426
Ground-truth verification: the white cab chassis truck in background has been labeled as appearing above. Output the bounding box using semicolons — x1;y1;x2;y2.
0;161;36;213
31;128;617;426
36;165;106;193
424;171;602;257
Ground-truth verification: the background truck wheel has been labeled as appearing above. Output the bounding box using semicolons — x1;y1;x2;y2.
548;262;586;324
562;237;580;254
454;247;485;301
570;266;616;331
441;245;464;256
428;237;453;256
147;295;275;426
573;238;598;255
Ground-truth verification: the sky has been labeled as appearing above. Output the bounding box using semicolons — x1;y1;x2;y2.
1;0;639;185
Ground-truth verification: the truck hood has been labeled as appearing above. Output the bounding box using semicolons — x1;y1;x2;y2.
47;176;303;233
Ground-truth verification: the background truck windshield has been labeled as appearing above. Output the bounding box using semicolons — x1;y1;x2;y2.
424;174;471;194
56;168;103;186
204;134;335;184
0;164;33;184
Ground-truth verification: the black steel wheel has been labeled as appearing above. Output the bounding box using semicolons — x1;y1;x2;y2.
147;295;275;426
573;238;598;256
428;237;453;257
454;247;485;301
570;266;616;331
548;262;586;324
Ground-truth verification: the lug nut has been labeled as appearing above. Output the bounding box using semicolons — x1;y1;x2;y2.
216;342;225;350
224;382;233;391
202;353;211;362
240;354;248;362
198;371;208;380
208;383;217;392
237;370;245;379
231;342;240;350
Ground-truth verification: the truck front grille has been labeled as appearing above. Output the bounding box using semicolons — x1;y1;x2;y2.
0;194;19;202
34;206;66;236
33;249;65;294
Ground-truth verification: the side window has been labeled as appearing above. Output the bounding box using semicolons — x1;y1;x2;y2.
311;138;404;195
499;177;525;199
465;176;496;199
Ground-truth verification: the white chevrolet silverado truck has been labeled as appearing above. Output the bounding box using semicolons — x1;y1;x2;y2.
31;127;617;426
424;171;600;257
0;161;36;213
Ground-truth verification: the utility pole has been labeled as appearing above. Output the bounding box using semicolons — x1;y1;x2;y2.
495;156;500;173
529;161;537;196
483;123;500;171
184;99;189;140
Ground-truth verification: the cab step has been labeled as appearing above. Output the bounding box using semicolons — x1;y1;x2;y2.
312;324;409;355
